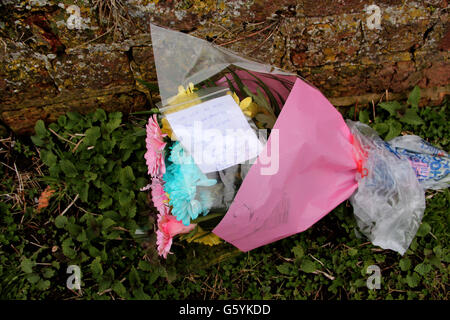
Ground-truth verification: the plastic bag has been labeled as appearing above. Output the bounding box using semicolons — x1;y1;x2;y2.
386;135;449;190
347;120;426;255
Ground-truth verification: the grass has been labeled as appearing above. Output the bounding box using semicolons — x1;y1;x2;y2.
0;93;448;300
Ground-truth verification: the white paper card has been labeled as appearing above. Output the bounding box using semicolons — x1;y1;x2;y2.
165;94;263;173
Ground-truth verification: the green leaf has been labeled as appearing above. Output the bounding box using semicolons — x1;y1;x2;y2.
348;248;358;256
35;120;48;138
300;259;317;273
55;215;68;229
102;218;116;230
129;266;141;288
373;122;389;135
77;183;89;203
379;101;403;116
416;222;431;237
255;114;276;128
407;86;421;109
20;258;35;274
118;166;135;186
399;108;424;125
42;268;55;279
84;126;101;146
359;110;370;124
399;258;411;271
31;135;45;147
93;109;107;122
106;113;122;133
133;287;151;300
62;238;77;259
36;279;51;291
414;263;432;276
27;273;40;284
112;281;127;297
60;159;78;178
138;260;152;272
292;246;304;260
118;191;134;208
276;263;292;275
57;115;67;127
384;119;402;141
98;197;113;210
40;150;57;167
406;272;420;288
90;257;103;278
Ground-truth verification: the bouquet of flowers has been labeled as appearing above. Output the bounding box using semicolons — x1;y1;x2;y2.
143;24;449;259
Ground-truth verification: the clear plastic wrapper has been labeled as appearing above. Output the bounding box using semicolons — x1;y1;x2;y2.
347;120;426;255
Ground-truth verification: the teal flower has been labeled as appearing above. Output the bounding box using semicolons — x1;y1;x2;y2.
163;142;216;226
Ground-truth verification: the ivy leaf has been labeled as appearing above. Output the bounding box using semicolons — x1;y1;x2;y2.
399;109;424;125
407;86;421;109
379;101;403;116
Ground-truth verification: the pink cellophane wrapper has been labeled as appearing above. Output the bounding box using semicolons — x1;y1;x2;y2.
213;78;359;252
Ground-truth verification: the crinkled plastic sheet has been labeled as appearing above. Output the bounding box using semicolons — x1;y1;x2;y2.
347;120;426;255
150;24;295;104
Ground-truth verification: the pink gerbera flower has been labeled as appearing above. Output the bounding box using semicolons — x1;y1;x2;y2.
150;177;169;216
144;114;167;178
156;214;196;259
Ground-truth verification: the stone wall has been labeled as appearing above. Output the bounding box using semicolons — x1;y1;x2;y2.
0;0;449;134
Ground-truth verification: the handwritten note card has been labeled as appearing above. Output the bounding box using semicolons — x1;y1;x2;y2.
165;94;263;173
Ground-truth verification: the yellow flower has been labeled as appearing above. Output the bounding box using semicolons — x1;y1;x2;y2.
165;82;199;114
185;226;222;246
161;117;176;141
229;92;258;118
